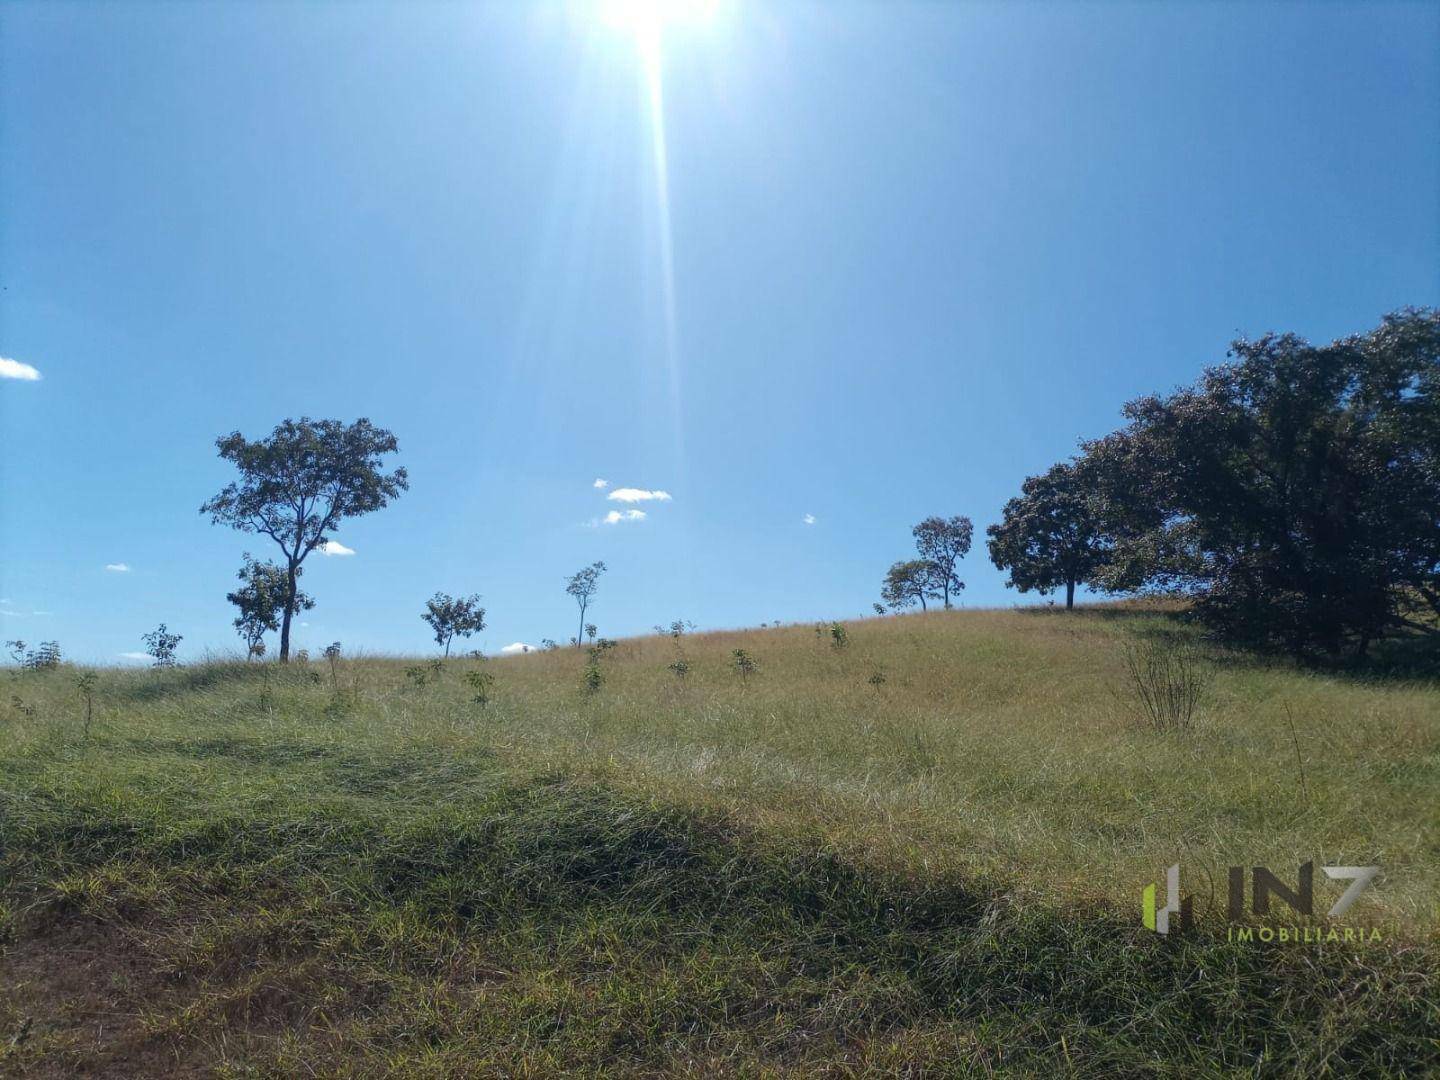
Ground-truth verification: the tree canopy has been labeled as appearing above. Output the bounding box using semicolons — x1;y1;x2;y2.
422;592;486;657
881;559;940;612
912;515;973;609
201;417;407;660
986;462;1109;609
1078;307;1440;658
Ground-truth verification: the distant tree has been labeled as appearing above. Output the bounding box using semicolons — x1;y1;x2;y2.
986;461;1110;610
912;515;973;608
228;553;313;659
872;603;886;616
200;417;408;661
881;560;940;612
565;561;607;651
142;624;182;667
421;592;486;657
1077;308;1440;659
585;623;598;644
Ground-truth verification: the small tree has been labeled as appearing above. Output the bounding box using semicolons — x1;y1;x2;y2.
881;560;940;612
565;561;607;651
421;592;486;657
200;417;408;661
731;648;758;682
987;461;1109;610
75;670;98;738
585;623;598;644
142;624;182;667
228;553;313;659
912;515;973;609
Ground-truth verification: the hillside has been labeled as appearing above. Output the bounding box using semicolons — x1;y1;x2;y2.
2;607;1437;1075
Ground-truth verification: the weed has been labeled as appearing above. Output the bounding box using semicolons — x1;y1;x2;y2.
1119;637;1211;732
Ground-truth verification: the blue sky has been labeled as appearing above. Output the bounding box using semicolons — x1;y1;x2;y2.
2;1;1437;663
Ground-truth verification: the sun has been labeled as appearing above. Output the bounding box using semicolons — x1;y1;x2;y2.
598;0;719;44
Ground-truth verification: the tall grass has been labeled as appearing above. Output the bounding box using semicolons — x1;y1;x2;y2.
1;606;1437;1074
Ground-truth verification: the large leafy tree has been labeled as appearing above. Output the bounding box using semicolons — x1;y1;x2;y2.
986;462;1109;609
911;515;973;609
201;418;408;661
228;553;314;658
1081;308;1440;659
422;592;486;657
881;559;941;612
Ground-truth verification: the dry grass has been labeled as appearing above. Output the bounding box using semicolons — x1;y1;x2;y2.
1;605;1437;1075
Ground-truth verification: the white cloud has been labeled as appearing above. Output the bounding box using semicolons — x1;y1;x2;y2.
607;487;671;504
30;610;52;616
0;356;41;381
604;509;646;524
593;478;610;489
105;563;131;573
118;652;151;661
320;540;355;556
500;641;536;655
803;513;816;526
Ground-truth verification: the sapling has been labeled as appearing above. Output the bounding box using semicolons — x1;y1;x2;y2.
731;649;757;683
75;670;98;738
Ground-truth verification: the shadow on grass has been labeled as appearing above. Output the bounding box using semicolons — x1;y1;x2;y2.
7;774;1436;1074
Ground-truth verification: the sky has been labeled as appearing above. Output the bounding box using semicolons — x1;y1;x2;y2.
2;1;1438;663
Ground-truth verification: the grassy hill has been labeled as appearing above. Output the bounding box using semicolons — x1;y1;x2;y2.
2;606;1437;1075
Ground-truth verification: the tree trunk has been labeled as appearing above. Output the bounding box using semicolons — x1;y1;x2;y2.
1066;579;1076;610
279;562;297;662
919;594;927;612
444;638;451;659
577;602;586;649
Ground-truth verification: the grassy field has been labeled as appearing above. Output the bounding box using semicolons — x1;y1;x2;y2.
1;606;1437;1076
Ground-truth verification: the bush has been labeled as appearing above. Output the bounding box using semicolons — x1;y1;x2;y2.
1120;638;1210;732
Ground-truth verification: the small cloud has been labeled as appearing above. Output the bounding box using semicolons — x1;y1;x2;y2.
593;478;610;489
500;641;535;655
105;563;131;573
802;513;816;526
604;509;646;524
118;652;151;661
30;610;52;616
0;356;41;381
607;487;671;503
320;541;355;556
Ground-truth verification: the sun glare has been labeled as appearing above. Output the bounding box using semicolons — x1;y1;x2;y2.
598;0;720;38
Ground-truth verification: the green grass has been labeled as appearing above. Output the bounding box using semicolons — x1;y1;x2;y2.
1;606;1437;1075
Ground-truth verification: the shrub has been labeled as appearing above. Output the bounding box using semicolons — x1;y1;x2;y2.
464;669;495;706
731;649;758;683
1120;638;1211;732
142;625;181;668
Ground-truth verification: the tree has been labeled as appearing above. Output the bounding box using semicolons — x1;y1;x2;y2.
882;559;940;612
200;418;408;661
421;592;486;657
1078;308;1440;659
228;553;313;658
986;462;1110;609
911;515;973;608
565;561;607;650
142;624;182;667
